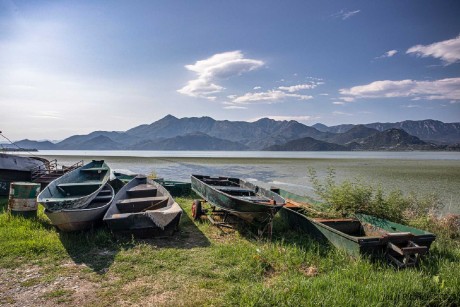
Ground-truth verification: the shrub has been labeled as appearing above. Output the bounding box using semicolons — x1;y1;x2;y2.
308;168;443;224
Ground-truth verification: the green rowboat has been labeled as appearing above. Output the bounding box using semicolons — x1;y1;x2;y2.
273;188;436;268
37;160;110;211
191;175;285;229
154;178;191;197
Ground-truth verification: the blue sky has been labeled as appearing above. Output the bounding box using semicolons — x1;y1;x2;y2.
1;0;459;140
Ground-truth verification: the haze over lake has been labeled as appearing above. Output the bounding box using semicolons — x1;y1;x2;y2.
27;150;460;214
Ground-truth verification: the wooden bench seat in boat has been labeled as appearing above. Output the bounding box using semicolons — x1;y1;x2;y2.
116;196;168;213
57;182;102;195
80;167;110;172
126;184;158;198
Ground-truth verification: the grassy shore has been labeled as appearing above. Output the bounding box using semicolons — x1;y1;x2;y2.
0;195;459;306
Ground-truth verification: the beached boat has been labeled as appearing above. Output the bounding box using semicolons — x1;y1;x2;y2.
0;153;47;195
37;160;110;211
44;183;114;232
273;188;436;268
109;169;137;193
103;175;182;237
191;175;285;228
154;178;191;197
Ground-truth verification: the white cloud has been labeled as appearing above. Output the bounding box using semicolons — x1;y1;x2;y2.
407;34;460;65
223;105;247;110
333;9;361;20
253;86;261;90
278;83;318;92
333;111;352;116
339;78;460;102
332;101;345;105
376;50;398;59
177;51;264;99
232;90;313;104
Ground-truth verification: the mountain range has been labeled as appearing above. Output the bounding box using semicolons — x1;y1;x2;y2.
5;116;460;151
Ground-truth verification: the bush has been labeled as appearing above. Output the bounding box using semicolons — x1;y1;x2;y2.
308;168;443;224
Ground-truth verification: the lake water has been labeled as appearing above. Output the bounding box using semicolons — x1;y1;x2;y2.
13;150;460;214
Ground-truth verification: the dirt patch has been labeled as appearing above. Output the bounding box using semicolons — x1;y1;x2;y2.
0;263;100;306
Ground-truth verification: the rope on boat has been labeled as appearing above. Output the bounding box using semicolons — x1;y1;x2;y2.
0;131;43;159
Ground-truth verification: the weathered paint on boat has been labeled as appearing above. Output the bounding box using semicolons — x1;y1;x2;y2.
275;188;436;259
44;184;114;232
154;179;191;197
103;175;182;237
191;175;285;227
37;160;110;211
0;153;47;196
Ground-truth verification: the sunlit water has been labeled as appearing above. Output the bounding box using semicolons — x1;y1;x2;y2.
10;150;460;213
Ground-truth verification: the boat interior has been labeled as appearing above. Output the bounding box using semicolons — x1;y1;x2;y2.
55;164;109;198
85;184;114;209
201;177;274;204
288;204;403;238
115;183;169;213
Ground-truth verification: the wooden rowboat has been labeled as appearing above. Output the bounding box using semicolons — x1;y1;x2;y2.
0;153;47;195
44;183;114;232
154;178;191;197
37;160;110;211
272;188;436;268
103;175;182;237
191;175;285;229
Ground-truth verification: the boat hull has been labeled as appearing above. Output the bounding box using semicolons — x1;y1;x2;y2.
0;154;46;196
191;175;285;227
103;176;182;238
154;179;191;197
37;160;110;211
44;184;114;232
276;188;436;258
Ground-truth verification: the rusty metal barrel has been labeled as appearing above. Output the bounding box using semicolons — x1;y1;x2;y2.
8;182;41;217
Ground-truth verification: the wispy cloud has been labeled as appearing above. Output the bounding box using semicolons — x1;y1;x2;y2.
177;51;264;100
376;49;398;59
333;111;352;116
278;82;322;92
232;90;313;104
223;105;247;109
407;34;460;65
339;78;460;102
332;9;361;20
332;101;345;105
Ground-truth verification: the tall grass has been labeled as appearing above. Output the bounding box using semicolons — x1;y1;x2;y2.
308;168;460;242
0;194;459;306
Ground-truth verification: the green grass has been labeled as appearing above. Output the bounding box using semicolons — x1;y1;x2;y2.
0;195;459;306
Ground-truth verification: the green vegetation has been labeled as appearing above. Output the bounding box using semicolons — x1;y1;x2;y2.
308;168;459;242
0;192;459;306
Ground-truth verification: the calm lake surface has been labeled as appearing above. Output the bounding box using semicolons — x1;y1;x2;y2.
24;151;460;214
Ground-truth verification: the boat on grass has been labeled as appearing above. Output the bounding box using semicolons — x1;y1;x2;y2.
44;183;114;232
191;175;285;230
154;178;191;197
37;160;110;211
0;153;48;195
272;188;436;268
103;175;182;237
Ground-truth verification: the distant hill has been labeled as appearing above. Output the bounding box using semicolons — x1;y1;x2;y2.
10;116;460;151
74;135;123;150
316;119;460;144
350;128;437;151
130;132;248;150
322;125;379;145
264;137;348;151
125;115;331;149
10;139;57;150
